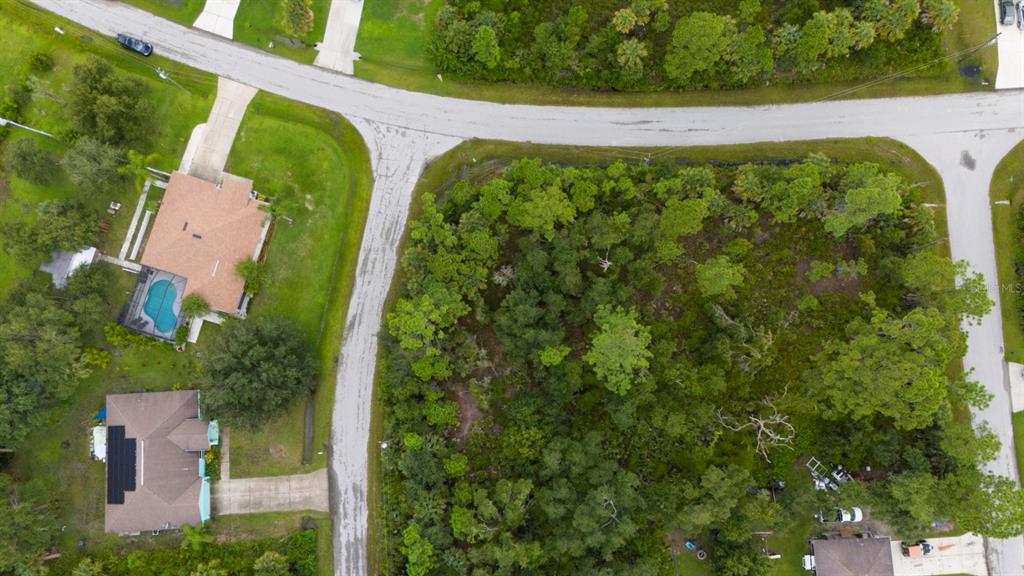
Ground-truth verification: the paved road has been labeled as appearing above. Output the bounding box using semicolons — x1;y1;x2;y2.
25;0;1024;146
900;131;1024;576
23;2;1024;575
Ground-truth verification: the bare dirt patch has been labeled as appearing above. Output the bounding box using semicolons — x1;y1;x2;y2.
452;382;482;441
269;443;288;460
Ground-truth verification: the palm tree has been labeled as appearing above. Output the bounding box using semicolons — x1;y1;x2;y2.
180;523;213;551
118;149;159;190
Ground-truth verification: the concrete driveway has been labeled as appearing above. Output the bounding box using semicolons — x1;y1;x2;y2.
994;0;1024;89
185;76;257;182
891;534;988;576
314;0;363;74
213;469;328;515
193;0;240;39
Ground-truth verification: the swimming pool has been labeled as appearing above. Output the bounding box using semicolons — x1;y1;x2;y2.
143;279;180;334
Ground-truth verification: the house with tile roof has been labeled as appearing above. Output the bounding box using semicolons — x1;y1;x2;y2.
140;170;269;314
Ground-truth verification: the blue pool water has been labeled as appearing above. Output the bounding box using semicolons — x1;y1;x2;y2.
143;279;179;334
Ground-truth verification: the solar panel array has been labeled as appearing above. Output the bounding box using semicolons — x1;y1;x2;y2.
106;425;137;504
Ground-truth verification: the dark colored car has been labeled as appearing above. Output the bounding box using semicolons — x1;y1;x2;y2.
116;33;153;56
1018;3;1024;29
1001;0;1016;26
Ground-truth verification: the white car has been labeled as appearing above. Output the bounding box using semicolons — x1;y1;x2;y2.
817;507;864;523
836;507;864;522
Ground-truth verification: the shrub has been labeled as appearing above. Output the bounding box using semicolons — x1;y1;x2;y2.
235;258;267;295
104;323;152;349
175;325;189;347
182;293;211;319
281;0;314;36
28;52;55;73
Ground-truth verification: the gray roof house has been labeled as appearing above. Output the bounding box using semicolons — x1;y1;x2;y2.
104;390;216;533
810;538;895;576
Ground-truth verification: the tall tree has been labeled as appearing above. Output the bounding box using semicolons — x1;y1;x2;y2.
696;255;746;300
69;58;152;145
62;136;122;197
664;12;736;86
584;305;652;395
808;306;958;430
200;316;314;428
4;138;57;184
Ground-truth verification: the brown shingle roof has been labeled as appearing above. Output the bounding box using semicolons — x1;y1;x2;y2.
105;391;210;533
140;171;267;313
812;538;894;576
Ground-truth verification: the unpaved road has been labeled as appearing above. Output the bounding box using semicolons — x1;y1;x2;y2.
22;2;1024;575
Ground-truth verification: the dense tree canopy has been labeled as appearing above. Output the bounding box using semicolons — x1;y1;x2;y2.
201;316;314;428
379;153;1007;574
69;58;152;146
431;0;954;90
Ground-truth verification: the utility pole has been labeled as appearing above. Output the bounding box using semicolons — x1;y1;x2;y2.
0;117;55;139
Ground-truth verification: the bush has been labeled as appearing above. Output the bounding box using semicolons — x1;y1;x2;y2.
4;138;57;184
28;52;54;73
182;293;212;319
91;529;317;576
104;323;153;349
281;0;314;36
235;258;267;295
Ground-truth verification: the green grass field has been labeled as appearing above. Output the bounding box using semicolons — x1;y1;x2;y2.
224;91;372;478
117;0;206;24
233;0;330;64
366;136;946;574
354;0;996;107
990;141;1024;363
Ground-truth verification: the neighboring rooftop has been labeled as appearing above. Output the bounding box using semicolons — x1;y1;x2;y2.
39;247;97;288
140;171;268;313
811;538;895;576
104;390;211;534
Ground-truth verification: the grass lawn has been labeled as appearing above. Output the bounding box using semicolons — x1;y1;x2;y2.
990;140;1024;362
117;0;207;24
365;135;946;574
354;0;995;107
233;0;330;64
224;91;372;477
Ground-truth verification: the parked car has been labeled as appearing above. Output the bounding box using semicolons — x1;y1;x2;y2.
817;507;864;523
1000;0;1016;26
901;540;933;557
116;33;153;56
1018;3;1024;29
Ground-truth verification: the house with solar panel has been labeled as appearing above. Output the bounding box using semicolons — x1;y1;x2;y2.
118;170;270;342
103;390;218;534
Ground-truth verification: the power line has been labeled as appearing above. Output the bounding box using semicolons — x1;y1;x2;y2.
816;33;1000;102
